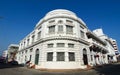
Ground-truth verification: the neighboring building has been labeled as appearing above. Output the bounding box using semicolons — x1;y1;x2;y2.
109;38;120;61
2;50;8;58
93;28;117;62
109;38;119;55
16;9;117;69
7;44;19;62
86;30;108;65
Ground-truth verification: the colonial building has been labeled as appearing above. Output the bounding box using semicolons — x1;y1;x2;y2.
7;44;19;62
17;9;111;69
2;50;8;58
109;38;119;61
109;38;119;55
86;30;108;65
93;28;117;63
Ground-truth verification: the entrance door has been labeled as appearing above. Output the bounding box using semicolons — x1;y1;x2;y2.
83;49;88;65
35;49;39;65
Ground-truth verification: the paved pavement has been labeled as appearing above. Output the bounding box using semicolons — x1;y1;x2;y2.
0;63;120;75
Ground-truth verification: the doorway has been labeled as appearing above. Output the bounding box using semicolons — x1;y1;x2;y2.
35;49;39;65
83;49;88;65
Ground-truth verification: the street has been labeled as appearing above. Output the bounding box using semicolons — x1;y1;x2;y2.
0;63;120;75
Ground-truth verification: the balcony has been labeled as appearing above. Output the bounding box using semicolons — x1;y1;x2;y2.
88;38;108;53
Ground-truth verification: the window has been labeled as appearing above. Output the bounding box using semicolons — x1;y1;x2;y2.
83;49;87;54
80;30;85;39
29;55;32;61
49;25;55;33
58;25;63;32
21;43;23;49
91;55;93;61
47;43;53;48
37;31;41;40
66;20;73;23
58;20;63;23
25;50;27;53
68;43;74;48
47;52;53;61
80;25;84;29
30;48;33;52
32;35;35;43
24;41;26;47
66;25;73;34
57;52;65;61
25;56;27;62
22;51;24;54
38;26;42;30
49;20;55;23
27;39;29;46
69;52;75;61
35;49;39;65
57;43;65;47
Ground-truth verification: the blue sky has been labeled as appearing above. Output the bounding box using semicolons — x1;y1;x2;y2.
0;0;120;55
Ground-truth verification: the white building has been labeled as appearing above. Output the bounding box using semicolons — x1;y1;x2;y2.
86;30;108;65
7;44;19;62
2;50;8;58
93;28;117;62
17;9;109;69
109;38;119;55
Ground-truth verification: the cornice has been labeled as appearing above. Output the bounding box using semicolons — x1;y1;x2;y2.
20;36;90;51
35;16;87;30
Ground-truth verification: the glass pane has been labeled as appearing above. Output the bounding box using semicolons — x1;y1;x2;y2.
66;25;73;34
57;52;65;61
49;25;55;33
29;55;32;61
37;31;41;40
68;43;74;48
47;52;53;61
32;35;35;43
57;43;64;47
81;30;85;38
35;54;39;65
58;25;63;32
48;44;53;48
27;39;29;46
69;52;75;61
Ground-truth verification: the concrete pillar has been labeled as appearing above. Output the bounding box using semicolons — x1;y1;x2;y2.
53;52;56;62
65;52;69;62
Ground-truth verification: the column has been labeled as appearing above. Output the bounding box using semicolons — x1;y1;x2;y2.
65;52;69;62
53;52;56;62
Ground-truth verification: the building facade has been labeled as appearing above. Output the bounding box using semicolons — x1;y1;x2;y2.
7;44;19;62
109;38;119;55
17;9;111;69
93;28;117;63
109;38;119;61
2;50;8;58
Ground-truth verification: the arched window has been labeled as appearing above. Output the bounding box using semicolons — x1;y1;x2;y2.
83;49;87;54
35;49;39;65
58;20;63;24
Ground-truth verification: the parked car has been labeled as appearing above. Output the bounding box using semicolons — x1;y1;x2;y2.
0;57;6;64
8;60;18;65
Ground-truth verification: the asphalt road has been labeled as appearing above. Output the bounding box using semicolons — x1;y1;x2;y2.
0;63;120;75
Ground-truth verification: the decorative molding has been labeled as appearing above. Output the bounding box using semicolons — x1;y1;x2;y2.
20;36;90;51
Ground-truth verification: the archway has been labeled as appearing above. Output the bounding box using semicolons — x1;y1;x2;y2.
83;49;88;65
35;49;39;65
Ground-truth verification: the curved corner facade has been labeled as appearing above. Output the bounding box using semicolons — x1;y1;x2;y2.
16;9;112;69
